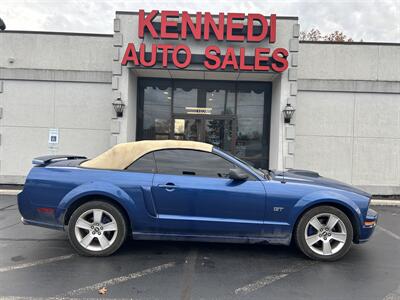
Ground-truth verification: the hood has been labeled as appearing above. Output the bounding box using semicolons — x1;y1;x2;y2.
272;169;371;198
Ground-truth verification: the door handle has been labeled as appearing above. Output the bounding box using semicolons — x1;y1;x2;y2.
182;171;196;176
158;183;176;191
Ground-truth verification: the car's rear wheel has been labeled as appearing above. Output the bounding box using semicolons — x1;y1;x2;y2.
295;206;353;261
67;201;127;256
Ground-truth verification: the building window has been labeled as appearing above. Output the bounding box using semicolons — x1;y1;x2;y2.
236;83;268;168
137;78;272;168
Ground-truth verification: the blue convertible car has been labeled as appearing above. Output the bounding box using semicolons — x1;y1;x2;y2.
18;140;377;261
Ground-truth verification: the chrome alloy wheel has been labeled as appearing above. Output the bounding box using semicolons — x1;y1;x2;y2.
74;209;118;251
304;213;347;256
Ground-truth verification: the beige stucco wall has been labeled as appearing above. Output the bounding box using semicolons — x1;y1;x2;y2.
298;42;400;82
0;32;113;183
296;42;400;194
0;32;113;71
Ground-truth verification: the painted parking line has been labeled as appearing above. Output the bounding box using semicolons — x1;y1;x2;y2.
60;262;176;297
235;273;288;295
0;254;74;273
377;225;400;241
234;261;316;296
382;283;400;300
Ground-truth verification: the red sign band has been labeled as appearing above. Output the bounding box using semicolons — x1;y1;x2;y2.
121;10;289;72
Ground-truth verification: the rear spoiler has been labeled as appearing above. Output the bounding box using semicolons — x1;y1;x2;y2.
32;155;87;166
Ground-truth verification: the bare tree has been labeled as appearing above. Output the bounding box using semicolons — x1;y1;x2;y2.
300;28;322;41
300;28;355;42
323;30;354;42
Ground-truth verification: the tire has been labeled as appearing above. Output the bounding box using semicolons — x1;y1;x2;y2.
295;206;353;261
67;201;127;256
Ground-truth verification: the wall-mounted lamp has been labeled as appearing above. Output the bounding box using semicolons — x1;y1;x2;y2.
282;103;295;123
0;18;6;31
112;98;125;118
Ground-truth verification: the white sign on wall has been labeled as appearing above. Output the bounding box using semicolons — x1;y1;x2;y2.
48;128;59;144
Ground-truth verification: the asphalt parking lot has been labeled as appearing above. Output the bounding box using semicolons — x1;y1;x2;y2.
0;194;399;300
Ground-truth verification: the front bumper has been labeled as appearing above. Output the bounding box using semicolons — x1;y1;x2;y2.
358;208;378;243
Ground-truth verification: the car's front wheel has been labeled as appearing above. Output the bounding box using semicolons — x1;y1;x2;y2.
67;201;127;256
295;206;353;261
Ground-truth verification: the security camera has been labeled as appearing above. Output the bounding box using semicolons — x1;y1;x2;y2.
0;18;6;31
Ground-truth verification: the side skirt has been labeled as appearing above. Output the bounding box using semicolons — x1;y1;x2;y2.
21;217;64;231
131;231;291;246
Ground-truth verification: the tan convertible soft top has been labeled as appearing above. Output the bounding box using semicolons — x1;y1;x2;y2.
80;140;213;170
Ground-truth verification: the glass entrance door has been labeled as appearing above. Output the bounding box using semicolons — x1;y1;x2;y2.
138;78;272;168
172;115;236;153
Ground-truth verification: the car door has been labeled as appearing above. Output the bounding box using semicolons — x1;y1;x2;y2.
124;152;158;220
151;149;266;237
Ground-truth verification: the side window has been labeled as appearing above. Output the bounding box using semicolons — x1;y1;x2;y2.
154;149;236;178
126;152;156;173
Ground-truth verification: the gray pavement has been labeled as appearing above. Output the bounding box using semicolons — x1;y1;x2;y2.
0;194;399;300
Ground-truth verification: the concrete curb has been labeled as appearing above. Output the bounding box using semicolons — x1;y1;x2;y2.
370;199;400;207
0;189;399;206
0;190;21;196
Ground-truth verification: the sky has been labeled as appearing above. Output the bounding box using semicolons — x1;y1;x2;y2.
1;0;399;42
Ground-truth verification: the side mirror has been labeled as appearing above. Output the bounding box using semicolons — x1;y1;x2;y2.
229;168;248;181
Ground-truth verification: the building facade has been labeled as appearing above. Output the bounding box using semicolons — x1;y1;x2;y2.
0;10;399;195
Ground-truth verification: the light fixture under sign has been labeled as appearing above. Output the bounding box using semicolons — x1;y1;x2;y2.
112;98;125;118
282;103;295;123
